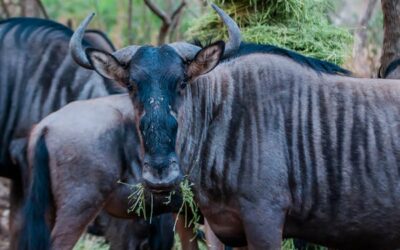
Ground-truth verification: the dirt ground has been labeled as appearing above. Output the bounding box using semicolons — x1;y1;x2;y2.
0;177;10;250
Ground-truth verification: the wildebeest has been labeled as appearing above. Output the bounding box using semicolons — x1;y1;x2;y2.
0;17;176;249
17;6;240;250
61;3;400;249
0;17;120;179
0;17;122;248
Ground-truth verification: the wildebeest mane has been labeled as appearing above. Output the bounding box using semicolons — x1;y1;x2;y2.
192;39;351;76
233;42;351;75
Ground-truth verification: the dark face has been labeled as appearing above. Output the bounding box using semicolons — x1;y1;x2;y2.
129;46;185;192
86;41;225;193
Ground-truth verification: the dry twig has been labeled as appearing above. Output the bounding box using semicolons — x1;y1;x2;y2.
35;0;48;19
144;0;186;45
0;0;10;18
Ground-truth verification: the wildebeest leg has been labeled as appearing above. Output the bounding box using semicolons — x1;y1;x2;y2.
8;138;28;250
9;138;29;185
240;201;285;250
203;219;248;250
50;193;106;250
174;214;199;250
50;164;118;250
8;179;23;250
204;219;224;250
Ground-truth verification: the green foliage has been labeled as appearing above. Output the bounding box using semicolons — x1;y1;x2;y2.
122;178;200;231
126;182;154;221
72;234;328;250
282;239;327;250
282;239;297;250
172;232;208;250
42;0;202;47
73;234;109;250
42;0;117;29
186;0;353;65
173;178;200;231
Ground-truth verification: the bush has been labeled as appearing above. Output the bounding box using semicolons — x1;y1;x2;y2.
186;0;353;65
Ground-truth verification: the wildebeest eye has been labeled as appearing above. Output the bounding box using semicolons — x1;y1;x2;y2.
180;73;189;89
180;81;187;89
127;79;136;92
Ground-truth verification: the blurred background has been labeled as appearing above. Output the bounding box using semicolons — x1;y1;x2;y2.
0;0;388;249
0;0;385;76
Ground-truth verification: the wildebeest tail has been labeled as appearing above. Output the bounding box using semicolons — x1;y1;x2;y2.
18;131;52;250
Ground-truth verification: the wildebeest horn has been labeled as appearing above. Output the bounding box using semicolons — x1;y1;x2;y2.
211;3;241;58
70;13;95;69
169;42;201;60
171;4;241;60
71;13;141;69
112;46;141;65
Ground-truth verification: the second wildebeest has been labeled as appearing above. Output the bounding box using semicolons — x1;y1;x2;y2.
62;3;400;249
0;17;122;248
0;17;175;249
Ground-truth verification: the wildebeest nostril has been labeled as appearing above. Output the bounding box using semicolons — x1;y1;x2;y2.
142;162;182;193
169;161;179;172
142;176;180;193
168;154;179;165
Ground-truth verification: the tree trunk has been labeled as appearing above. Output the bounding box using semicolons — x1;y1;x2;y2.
21;0;39;17
0;0;10;18
380;0;400;77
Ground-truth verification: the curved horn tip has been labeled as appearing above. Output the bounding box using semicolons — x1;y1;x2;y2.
210;3;232;20
210;3;240;34
210;3;242;57
79;12;96;28
210;3;221;12
70;12;96;69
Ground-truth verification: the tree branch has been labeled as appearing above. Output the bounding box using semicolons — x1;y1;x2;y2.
144;0;170;24
35;0;48;19
352;0;378;77
169;0;186;41
171;0;186;21
144;0;186;45
0;0;10;18
356;0;378;52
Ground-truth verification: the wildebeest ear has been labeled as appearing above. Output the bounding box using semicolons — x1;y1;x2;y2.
85;48;129;84
186;41;225;81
